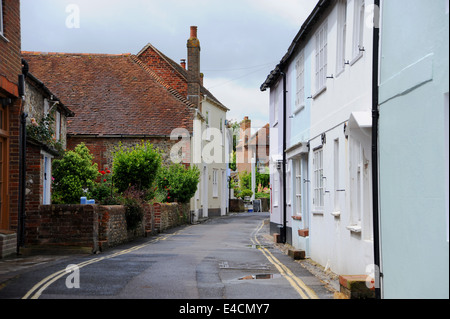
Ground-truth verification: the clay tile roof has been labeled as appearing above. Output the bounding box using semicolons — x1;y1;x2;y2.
21;52;194;136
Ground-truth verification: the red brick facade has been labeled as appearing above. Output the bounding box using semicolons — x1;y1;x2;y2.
1;0;22;239
137;44;188;96
0;0;21;90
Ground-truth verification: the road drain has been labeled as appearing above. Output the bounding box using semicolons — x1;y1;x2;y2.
238;274;283;280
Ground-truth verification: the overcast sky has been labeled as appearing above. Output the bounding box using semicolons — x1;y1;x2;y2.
20;0;318;129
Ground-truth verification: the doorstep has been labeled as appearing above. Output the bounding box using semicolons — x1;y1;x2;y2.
339;274;376;299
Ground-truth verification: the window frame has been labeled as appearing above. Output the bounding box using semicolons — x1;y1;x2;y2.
212;169;218;198
295;51;305;111
295;159;302;216
352;0;365;61
313;147;324;211
55;110;61;141
273;171;279;207
336;0;348;74
315;20;328;94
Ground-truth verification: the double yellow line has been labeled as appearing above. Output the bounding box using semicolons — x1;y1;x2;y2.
22;231;181;299
251;219;319;299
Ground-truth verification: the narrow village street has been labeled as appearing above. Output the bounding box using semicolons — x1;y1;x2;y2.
1;0;447;301
0;212;336;301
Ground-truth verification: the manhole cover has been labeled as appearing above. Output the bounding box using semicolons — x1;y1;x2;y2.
239;274;283;280
219;261;270;271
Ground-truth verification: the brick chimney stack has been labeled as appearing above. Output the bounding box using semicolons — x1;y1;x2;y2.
187;26;201;109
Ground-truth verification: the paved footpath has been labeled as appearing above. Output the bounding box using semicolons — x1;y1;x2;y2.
0;212;338;303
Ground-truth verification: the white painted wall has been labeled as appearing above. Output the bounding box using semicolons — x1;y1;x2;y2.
299;0;375;276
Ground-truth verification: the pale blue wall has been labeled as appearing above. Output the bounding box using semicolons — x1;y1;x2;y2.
379;0;449;299
288;43;312;148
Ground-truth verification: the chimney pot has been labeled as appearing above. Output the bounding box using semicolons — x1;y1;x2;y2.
180;59;186;69
190;26;198;38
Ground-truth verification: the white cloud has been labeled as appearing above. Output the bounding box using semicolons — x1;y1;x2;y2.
247;0;319;27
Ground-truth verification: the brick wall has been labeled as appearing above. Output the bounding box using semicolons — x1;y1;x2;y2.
25;142;43;212
137;46;188;96
153;202;190;232
7;98;21;231
0;230;16;258
0;0;21;87
25;205;99;252
24;202;190;254
1;0;22;233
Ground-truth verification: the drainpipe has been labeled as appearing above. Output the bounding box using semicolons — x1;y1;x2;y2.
281;70;287;244
371;0;382;299
17;59;29;254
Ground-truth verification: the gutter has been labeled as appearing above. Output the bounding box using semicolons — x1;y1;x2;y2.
371;0;382;299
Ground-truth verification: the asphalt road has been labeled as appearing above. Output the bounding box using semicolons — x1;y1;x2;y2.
0;212;335;300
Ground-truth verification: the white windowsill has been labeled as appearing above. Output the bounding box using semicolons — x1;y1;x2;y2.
331;211;341;217
350;52;364;66
346;224;362;233
293;104;305;116
312;86;327;99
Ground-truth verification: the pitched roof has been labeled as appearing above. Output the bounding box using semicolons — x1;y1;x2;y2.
137;43;229;111
260;0;332;91
21;52;195;136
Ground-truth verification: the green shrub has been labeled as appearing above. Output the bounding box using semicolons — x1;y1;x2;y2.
239;189;253;199
255;192;270;199
52;143;99;204
156;164;200;203
112;141;162;193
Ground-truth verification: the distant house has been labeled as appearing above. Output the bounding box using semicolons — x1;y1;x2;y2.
22;26;230;220
261;0;375;276
24;72;74;209
135;27;230;219
1;0;23;258
236;117;269;174
23;52;195;170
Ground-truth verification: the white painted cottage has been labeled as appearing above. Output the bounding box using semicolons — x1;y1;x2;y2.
261;0;376;276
